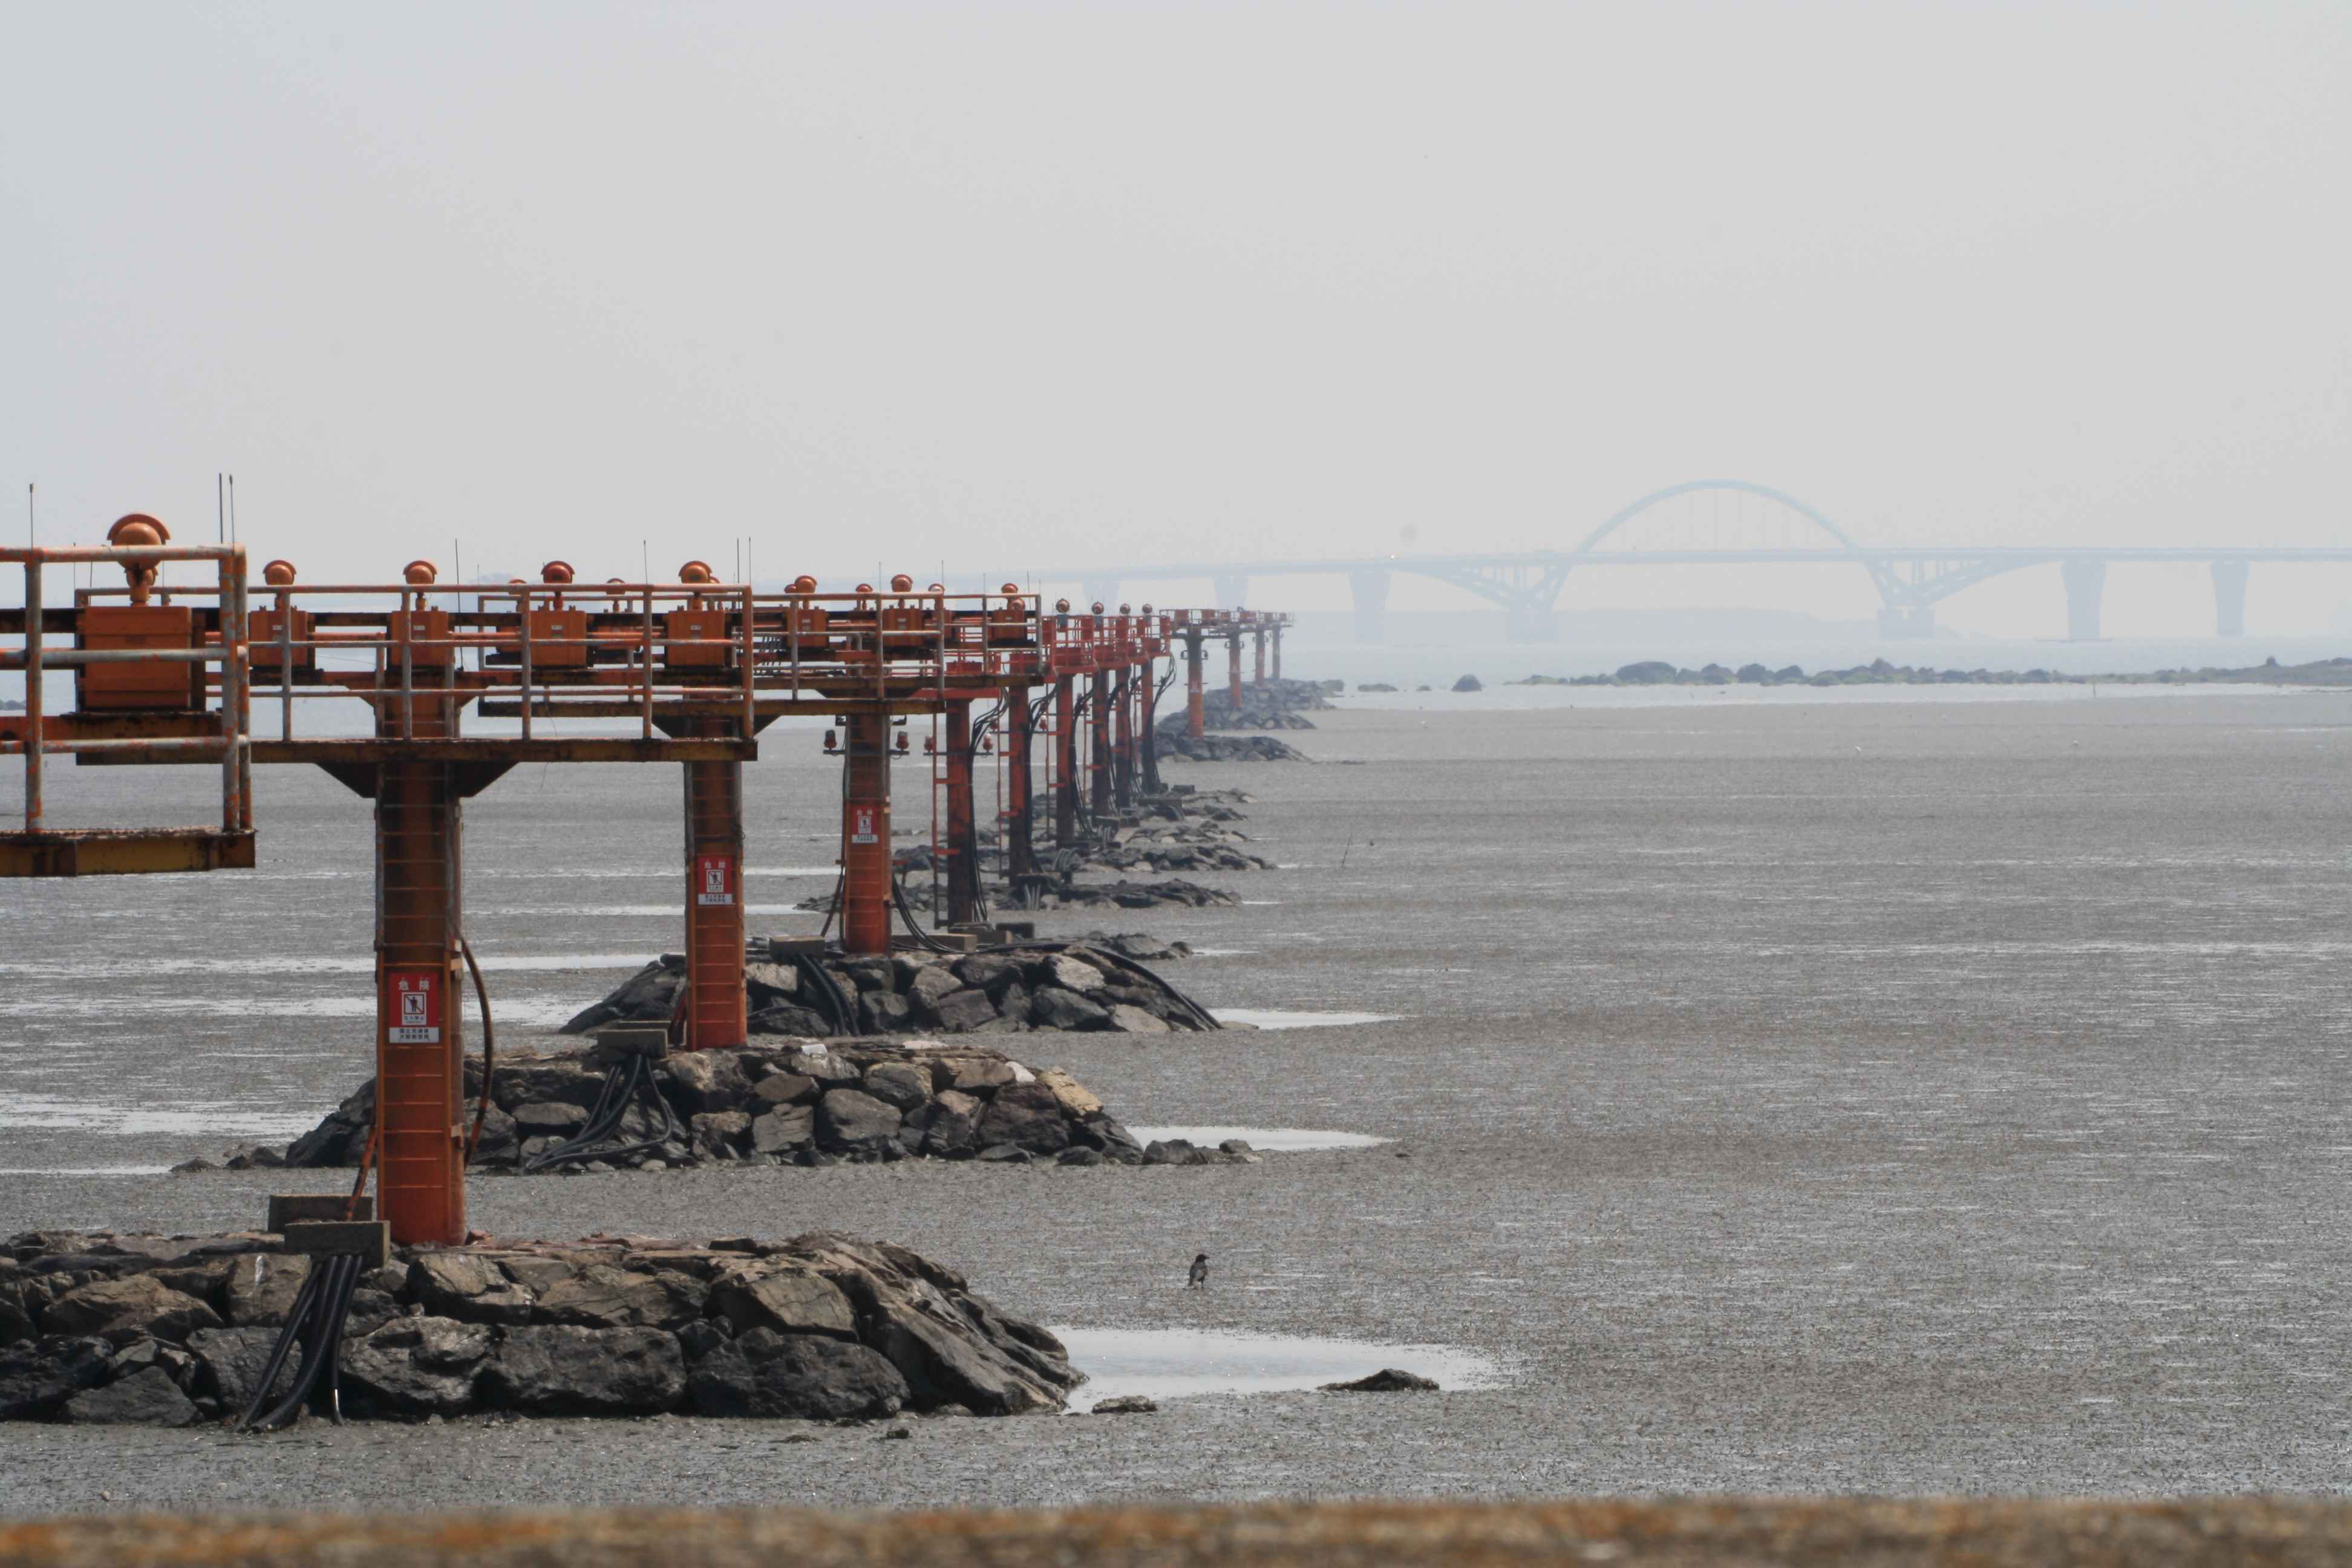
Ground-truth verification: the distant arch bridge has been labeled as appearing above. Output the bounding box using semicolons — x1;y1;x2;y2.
1038;480;2352;643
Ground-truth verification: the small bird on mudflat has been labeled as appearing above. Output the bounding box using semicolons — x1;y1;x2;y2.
1187;1253;1209;1289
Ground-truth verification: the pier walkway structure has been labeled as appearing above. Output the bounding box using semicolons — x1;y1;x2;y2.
1044;480;2352;643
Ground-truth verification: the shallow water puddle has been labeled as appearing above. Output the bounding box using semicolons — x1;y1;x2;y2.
1212;1008;1403;1030
0;1166;172;1177
1050;1327;1501;1411
0;1096;318;1137
1125;1125;1390;1152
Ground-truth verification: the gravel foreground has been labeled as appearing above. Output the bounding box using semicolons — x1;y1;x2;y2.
8;1498;2352;1567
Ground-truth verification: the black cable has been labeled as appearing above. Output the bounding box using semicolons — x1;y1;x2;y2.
791;949;861;1036
238;1251;364;1432
524;1053;687;1172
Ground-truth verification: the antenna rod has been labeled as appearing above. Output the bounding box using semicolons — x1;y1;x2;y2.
218;474;224;544
227;474;237;544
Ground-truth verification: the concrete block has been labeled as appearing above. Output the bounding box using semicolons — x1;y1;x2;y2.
268;1194;371;1230
281;1221;393;1268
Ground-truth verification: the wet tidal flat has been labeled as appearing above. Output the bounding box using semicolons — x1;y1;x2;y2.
4;690;2352;1508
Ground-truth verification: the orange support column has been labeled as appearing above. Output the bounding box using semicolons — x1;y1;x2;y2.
682;750;746;1050
1272;623;1283;681
374;753;465;1247
944;699;980;925
1089;670;1112;818
1185;630;1206;740
1253;627;1266;684
1140;659;1163;792
1004;683;1035;881
840;711;893;956
1053;676;1078;851
1227;631;1243;719
1112;670;1135;810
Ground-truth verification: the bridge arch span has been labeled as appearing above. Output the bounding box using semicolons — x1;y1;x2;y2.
1575;480;1869;555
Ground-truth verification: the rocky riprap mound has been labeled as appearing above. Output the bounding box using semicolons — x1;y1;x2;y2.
267;1039;1158;1174
1512;655;2352;689
566;941;1217;1039
1160;733;1310;763
1157;676;1332;733
0;1229;1077;1426
1033;878;1238;910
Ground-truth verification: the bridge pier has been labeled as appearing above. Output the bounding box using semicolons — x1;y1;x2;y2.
2212;560;2249;637
1502;595;1558;644
1349;570;1389;645
2062;560;2107;642
1213;574;1248;611
1878;604;1936;639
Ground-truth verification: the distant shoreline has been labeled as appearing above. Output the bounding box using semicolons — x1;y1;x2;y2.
1492;655;2352;690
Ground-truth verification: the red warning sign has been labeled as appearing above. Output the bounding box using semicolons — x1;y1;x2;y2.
387;969;442;1044
695;853;736;907
850;806;879;845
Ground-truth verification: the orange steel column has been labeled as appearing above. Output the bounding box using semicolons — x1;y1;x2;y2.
944;699;979;925
1140;658;1162;792
1112;670;1135;810
1185;630;1206;739
1253;627;1266;684
1088;670;1112;818
1004;682;1034;881
1272;622;1283;680
1053;676;1078;851
374;728;466;1247
1227;631;1243;718
682;744;746;1050
840;711;893;955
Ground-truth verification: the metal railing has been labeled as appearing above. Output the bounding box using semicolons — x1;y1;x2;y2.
1;544;250;840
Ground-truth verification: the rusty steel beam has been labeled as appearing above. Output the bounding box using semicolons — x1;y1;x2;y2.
1112;670;1135;811
1184;629;1206;740
250;738;754;766
0;828;256;878
944;699;979;926
1053;676;1077;852
839;711;893;956
682;736;747;1052
1088;671;1112;820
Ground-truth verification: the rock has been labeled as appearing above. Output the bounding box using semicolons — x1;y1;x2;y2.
835;955;893;994
947;1058;1018;1094
1034;1068;1102;1119
861;1062;933;1114
1104;1004;1171;1034
743;962;800;1005
753;1073;817;1107
535;1266;710;1331
675;1319;731;1361
408;1252;533;1325
817;1089;904;1154
860;991;913;1034
975;1144;1031;1163
1321;1367;1440;1392
906;965;962;1020
743;1333;908;1420
483;1325;686;1416
471;1104;521;1158
690;1110;753;1158
1030;988;1109;1031
714;1270;858;1340
63;1365;197;1426
785;1050;859;1085
283;1111;365;1169
492;1059;609;1111
512;1102;590;1137
339;1316;491;1416
975;1082;1070;1157
1452;673;1483;692
1091;1394;1158;1414
685;1342;756;1416
909;1099;981;1160
186;1325;304;1411
750;1105;815;1155
1041;954;1105;993
558;958;683;1034
345;1289;401;1339
1218;1138;1257;1157
951;954;1023;996
42;1274;223;1347
1056;1147;1105;1166
226;1252;311;1328
663;1051;750;1116
932;988;999;1032
995;983;1032;1026
0;1338;111;1419
748;1002;834;1038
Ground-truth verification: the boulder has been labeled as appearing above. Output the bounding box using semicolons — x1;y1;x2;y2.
785;1050;859;1086
491;1059;607;1111
1040;955;1105;994
186;1325;303;1410
861;1062;933;1114
408;1252;533;1325
1034;1068;1102;1119
0;1338;111;1419
835;955;893;994
663;1051;750;1116
859;1295;1062;1415
750;1105;815;1155
535;1266;710;1331
909;1099;981;1160
974;1082;1071;1157
744;1334;907;1420
1322;1367;1440;1392
933;989;998;1032
906;965;962;1020
748;1002;833;1038
512;1102;590;1137
752;1073;817;1107
226;1252;310;1327
713;1270;857;1340
951;954;1023;996
42;1274;223;1346
1030;988;1109;1031
62;1365;197;1426
684;1342;756;1417
1092;1394;1158;1414
339;1316;491;1417
860;991;913;1034
483;1325;685;1416
1105;1004;1172;1034
947;1058;1018;1095
690;1111;753;1158
817;1089;903;1154
995;983;1032;1026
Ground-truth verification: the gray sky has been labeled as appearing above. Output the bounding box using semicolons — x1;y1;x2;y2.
4;2;2347;636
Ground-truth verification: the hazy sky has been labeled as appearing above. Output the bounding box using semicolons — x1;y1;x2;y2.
5;2;2347;636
